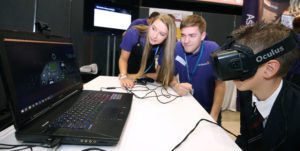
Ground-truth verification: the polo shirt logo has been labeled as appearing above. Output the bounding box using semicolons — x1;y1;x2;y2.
197;61;210;67
175;55;186;66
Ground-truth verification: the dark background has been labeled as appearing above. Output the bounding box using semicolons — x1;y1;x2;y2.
0;0;242;130
0;0;242;75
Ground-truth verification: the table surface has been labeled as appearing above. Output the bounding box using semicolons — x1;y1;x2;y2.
0;76;241;151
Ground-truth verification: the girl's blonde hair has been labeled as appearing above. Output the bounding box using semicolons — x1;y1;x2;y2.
133;24;148;33
289;0;300;16
136;14;177;87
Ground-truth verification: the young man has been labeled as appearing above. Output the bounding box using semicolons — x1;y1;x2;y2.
171;14;225;123
211;22;300;150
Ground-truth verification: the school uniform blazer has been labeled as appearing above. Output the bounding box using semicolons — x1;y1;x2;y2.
236;80;300;151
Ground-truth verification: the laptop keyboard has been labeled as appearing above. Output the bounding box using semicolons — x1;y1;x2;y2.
49;92;123;130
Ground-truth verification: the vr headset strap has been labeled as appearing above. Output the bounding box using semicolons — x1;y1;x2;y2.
249;32;298;68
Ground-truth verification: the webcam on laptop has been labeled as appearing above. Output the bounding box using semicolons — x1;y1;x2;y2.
35;21;51;35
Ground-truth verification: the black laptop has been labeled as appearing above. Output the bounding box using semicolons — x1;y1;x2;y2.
0;30;132;146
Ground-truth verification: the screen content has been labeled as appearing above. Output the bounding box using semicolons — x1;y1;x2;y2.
181;0;244;6
196;0;243;6
94;4;131;30
4;39;81;115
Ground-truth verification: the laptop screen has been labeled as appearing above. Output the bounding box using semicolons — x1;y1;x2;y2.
1;37;82;127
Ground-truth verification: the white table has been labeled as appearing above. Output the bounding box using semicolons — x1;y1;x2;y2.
0;76;241;151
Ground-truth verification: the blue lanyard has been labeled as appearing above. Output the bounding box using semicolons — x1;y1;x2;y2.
144;46;160;73
184;42;205;83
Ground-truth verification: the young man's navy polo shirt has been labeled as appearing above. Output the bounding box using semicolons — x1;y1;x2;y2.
174;40;219;112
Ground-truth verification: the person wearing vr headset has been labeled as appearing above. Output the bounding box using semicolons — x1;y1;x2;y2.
211;22;300;150
170;14;226;124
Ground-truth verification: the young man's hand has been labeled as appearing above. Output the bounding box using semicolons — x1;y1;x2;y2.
173;82;193;96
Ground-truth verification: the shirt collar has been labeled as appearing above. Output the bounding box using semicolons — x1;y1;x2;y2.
193;45;201;55
185;42;204;56
252;80;283;119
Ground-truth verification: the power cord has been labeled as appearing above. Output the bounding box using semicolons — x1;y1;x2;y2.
0;138;109;151
47;137;62;148
0;137;61;151
0;143;53;151
82;147;106;151
171;118;238;151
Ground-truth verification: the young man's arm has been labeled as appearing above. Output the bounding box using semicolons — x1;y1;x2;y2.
210;80;225;122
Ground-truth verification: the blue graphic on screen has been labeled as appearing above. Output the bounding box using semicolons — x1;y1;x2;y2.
41;54;66;85
4;41;81;115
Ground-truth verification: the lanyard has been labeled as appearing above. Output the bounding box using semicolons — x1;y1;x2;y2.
184;42;205;83
144;46;160;73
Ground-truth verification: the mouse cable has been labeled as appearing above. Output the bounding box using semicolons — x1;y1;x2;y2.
130;89;180;104
131;84;181;104
171;118;238;151
146;83;181;100
100;85;156;99
100;85;180;104
100;85;151;92
99;82;163;92
160;86;180;98
127;84;180;104
99;86;122;91
133;83;162;91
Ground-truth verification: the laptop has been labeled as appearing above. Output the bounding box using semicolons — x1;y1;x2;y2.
0;70;13;131
0;30;133;146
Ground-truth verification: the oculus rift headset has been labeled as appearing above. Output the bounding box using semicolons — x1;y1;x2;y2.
210;31;298;81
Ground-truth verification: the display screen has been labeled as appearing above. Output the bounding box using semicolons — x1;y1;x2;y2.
84;0;134;34
177;0;243;6
1;38;82;128
94;4;131;30
4;39;81;114
198;0;243;6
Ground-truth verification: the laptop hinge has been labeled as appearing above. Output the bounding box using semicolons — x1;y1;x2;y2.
32;90;80;119
50;89;80;108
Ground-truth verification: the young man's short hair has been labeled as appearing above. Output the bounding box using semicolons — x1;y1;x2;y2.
293;15;300;33
149;11;160;19
232;22;299;77
180;14;206;33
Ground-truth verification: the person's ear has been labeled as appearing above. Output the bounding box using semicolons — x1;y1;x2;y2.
200;31;207;41
263;60;280;79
